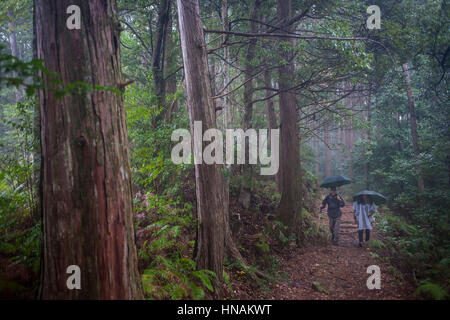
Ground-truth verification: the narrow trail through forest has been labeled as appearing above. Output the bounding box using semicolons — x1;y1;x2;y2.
238;204;416;300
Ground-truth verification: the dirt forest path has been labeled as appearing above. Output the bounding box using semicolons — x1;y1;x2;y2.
247;203;416;300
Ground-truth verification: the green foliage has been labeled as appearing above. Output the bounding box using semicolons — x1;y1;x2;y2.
264;220;294;250
254;233;270;254
368;239;386;249
125;83;191;200
0;45;43;96
375;208;450;298
1;45;120;99
250;180;281;210
136;194;217;299
414;281;449;300
142;256;216;300
0;99;37;212
0;97;40;280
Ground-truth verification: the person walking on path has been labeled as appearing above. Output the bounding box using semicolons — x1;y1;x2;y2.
320;187;345;245
353;195;377;247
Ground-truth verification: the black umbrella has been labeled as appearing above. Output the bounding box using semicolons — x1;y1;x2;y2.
320;175;352;188
353;190;387;205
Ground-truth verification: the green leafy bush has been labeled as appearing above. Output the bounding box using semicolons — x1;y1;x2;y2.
414;281;449;300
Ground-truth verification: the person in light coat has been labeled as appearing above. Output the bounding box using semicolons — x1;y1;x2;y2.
353;195;377;247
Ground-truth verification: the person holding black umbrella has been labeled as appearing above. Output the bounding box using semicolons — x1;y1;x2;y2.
320;186;345;245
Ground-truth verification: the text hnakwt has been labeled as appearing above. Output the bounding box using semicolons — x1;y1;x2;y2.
171;121;280;176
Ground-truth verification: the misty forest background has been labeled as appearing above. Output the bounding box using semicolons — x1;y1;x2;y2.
0;0;449;299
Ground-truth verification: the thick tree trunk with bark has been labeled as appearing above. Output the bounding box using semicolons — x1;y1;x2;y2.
276;0;302;234
177;0;225;295
35;0;143;299
402;63;424;193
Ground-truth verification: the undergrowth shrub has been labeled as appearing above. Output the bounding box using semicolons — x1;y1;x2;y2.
375;204;450;300
135;193;218;299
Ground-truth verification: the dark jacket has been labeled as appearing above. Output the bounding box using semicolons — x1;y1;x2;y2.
321;194;345;218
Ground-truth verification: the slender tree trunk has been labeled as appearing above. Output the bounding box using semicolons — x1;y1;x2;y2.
365;92;372;189
264;70;280;191
177;0;225;295
7;10;20;60
239;0;260;201
345;83;353;177
164;9;179;121
402;63;424;193
324;125;332;177
447;154;450;186
345;126;353;177
35;0;143;299
8;10;23;101
314;135;320;185
276;0;302;234
221;0;231;213
153;0;171;116
32;0;42;225
221;0;231;132
339;120;345;166
242;0;260;131
217;0;252;271
221;0;232;240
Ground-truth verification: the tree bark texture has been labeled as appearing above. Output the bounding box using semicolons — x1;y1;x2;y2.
402;62;424;193
177;0;225;294
276;0;302;233
35;0;143;299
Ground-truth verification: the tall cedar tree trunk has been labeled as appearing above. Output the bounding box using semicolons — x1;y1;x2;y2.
35;0;143;299
402;63;425;193
276;0;302;234
177;0;225;295
153;0;171;121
